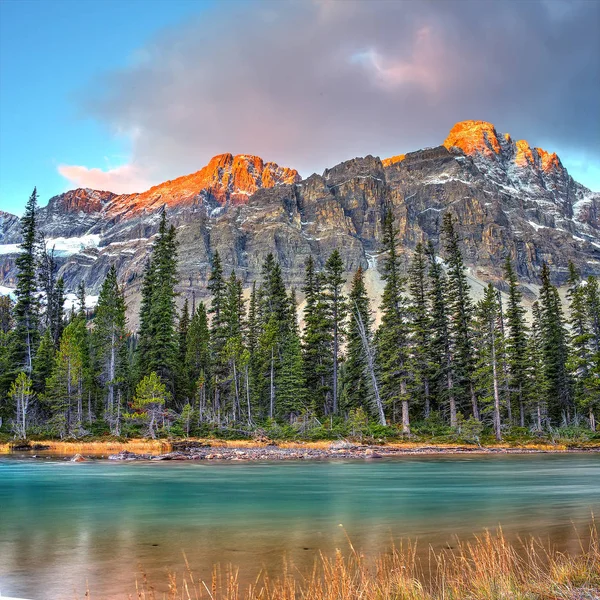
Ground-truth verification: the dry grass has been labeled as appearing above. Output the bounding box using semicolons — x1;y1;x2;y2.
131;524;600;600
1;437;595;456
0;438;170;455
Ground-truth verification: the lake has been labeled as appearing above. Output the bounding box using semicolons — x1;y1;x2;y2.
0;454;598;599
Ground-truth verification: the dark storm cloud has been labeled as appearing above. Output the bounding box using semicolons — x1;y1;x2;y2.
61;0;600;191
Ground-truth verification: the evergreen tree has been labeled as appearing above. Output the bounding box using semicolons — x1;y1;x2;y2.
426;242;456;425
223;271;246;421
12;188;41;374
441;213;479;420
377;212;409;429
32;328;55;394
45;316;88;437
176;298;191;405
185;302;211;422
208;250;227;422
302;257;332;415
407;242;433;417
343;267;372;413
324;249;347;415
276;291;306;421
539;263;573;423
529;301;549;430
93;266;128;434
474;284;504;440
135;213;179;399
503;258;529;426
131;372;169;439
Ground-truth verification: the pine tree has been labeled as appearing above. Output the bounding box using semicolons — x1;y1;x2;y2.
377;212;409;430
223;271;246;421
539;263;573;423
208;250;227;422
503;258;529;426
135;213;179;399
176;298;191;405
277;291;306;421
441;213;479;420
12;188;41;374
93;266;128;434
324;249;347;416
32;328;55;394
302;257;332;415
426;242;456;425
45;316;88;437
131;372;169;439
474;284;504;440
407;242;432;417
343;267;372;414
185;302;211;422
529;301;549;430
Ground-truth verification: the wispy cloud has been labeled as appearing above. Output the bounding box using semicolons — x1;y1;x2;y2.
58;163;154;194
67;0;600;190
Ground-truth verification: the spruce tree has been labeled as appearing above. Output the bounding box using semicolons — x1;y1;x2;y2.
176;298;191;404
441;213;479;420
46;316;88;437
302;257;332;415
407;242;433;417
426;242;456;425
529;301;549;430
343;267;372;414
503;258;529;427
277;291;306;421
377;212;409;430
93;266;128;434
12;188;41;374
539;263;573;423
32;328;55;394
135;213;179;400
474;284;504;440
185;302;211;422
324;249;347;415
208;250;227;422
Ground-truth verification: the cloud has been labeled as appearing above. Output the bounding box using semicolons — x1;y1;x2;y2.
73;0;600;189
58;163;155;193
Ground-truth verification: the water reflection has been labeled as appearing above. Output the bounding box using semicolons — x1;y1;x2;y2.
0;455;598;599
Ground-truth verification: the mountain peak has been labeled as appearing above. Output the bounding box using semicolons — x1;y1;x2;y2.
106;153;300;215
443;120;502;157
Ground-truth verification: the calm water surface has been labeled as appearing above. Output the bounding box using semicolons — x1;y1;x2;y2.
0;454;598;599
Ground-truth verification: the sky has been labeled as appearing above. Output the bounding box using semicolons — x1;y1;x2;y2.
1;0;599;216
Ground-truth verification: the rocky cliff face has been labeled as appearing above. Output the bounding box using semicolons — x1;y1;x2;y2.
1;122;598;320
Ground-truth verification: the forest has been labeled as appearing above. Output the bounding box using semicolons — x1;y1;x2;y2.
1;189;599;444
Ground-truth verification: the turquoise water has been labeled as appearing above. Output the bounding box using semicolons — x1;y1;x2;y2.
0;454;598;599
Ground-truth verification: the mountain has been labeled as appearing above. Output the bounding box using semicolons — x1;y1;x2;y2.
1;120;598;320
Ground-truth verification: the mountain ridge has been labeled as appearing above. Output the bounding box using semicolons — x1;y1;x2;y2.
1;120;598;320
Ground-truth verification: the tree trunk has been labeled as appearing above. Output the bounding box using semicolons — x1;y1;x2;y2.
470;381;480;421
448;372;457;427
590;407;596;432
353;307;386;426
424;379;430;419
245;365;252;426
400;380;410;434
519;383;525;428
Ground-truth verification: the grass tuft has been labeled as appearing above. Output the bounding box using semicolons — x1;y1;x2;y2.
130;522;600;600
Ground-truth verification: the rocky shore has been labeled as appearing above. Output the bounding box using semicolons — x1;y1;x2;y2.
105;443;600;462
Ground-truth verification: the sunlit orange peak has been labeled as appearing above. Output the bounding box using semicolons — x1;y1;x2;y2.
443;120;502;157
382;154;406;167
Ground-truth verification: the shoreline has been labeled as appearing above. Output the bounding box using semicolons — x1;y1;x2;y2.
2;438;599;461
